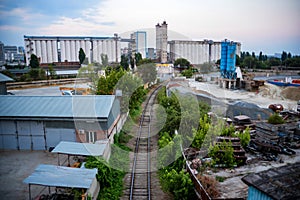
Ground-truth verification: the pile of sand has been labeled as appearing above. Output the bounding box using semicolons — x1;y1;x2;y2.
259;83;284;99
281;87;300;101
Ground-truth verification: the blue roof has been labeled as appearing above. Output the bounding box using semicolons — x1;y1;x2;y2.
0;73;14;82
0;95;116;119
23;164;97;189
52;141;107;156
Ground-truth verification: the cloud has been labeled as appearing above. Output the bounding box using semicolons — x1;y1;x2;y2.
0;25;24;31
1;0;300;54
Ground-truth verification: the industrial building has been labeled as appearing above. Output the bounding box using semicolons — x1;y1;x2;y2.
242;162;300;200
169;39;241;65
24;35;121;65
155;21;241;65
0;42;4;62
23;22;241;67
156;21;168;63
0;95;122;150
147;48;155;59
129;31;147;59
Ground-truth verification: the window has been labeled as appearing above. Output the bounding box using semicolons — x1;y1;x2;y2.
86;131;97;143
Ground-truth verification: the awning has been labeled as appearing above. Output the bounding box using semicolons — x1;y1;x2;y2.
23;164;97;189
52;141;107;156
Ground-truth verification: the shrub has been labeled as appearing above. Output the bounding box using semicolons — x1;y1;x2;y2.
197;175;220;198
208;141;236;168
268;113;284;124
237;128;251;148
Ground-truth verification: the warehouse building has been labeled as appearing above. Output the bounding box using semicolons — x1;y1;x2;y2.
0;95;121;150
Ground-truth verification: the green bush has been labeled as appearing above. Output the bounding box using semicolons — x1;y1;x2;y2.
181;69;193;78
237;128;251;148
268;113;285;124
208;141;236;168
159;169;196;200
85;156;126;200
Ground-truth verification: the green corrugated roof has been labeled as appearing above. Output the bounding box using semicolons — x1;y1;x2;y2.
0;95;116;119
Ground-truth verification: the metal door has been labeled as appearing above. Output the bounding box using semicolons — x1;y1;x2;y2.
45;128;76;149
0;121;18;149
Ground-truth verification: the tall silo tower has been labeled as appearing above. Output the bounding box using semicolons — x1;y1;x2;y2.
155;21;168;63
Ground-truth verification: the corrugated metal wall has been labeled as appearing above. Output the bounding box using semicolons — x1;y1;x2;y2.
248;186;273;200
0;120;76;150
107;99;120;129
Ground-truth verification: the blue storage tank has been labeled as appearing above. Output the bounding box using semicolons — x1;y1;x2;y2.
220;40;237;79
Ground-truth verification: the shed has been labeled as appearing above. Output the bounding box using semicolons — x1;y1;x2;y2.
0;72;14;94
23;164;99;200
0;95;122;150
52;140;110;165
242;162;300;200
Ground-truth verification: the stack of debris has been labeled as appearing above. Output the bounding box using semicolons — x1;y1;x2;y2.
233;115;255;131
247;122;298;160
216;137;247;165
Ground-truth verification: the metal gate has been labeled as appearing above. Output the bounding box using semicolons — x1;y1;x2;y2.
0;120;75;150
45;128;76;149
0;121;18;149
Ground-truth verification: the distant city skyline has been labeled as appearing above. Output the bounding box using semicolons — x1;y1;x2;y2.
0;0;299;55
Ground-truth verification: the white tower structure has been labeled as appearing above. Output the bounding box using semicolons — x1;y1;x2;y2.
156;21;168;63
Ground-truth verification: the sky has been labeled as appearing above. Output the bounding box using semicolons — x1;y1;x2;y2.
0;0;299;55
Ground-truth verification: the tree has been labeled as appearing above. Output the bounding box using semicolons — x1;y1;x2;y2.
120;55;129;70
48;65;57;79
29;54;39;68
138;58;153;65
174;58;191;69
135;52;142;66
287;52;292;59
236;55;240;66
181;69;193;78
242;56;256;69
130;55;135;70
258;51;263;61
78;65;99;93
251;52;256;58
281;51;287;62
267;57;281;66
101;53;108;67
136;62;157;83
79;48;86;64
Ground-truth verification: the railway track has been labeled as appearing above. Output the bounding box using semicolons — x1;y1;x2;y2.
123;85;162;200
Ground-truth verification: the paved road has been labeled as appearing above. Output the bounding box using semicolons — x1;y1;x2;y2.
9;83;90;96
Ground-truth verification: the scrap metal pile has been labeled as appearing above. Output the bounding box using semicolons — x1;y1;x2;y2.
247;121;299;161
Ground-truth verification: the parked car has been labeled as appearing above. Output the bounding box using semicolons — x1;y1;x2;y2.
61;90;75;95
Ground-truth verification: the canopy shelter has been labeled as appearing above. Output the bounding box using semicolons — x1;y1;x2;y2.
51;141;108;166
23;164;98;200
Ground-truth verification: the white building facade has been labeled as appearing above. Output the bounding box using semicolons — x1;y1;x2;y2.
129;31;147;59
169;40;241;65
24;35;121;65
